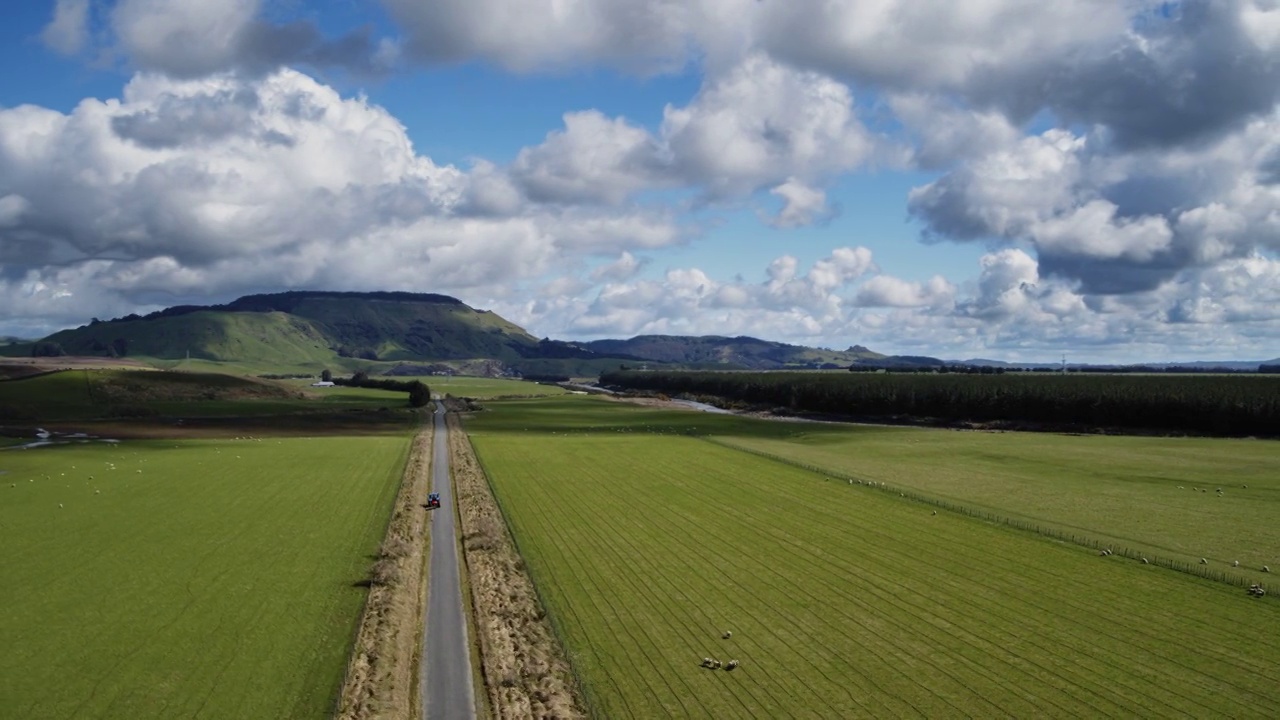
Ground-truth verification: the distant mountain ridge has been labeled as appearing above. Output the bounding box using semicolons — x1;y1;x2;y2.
580;335;888;369
4;290;1274;372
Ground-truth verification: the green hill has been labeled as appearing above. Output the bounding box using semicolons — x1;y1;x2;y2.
2;290;924;374
581;335;887;369
39;311;334;365
4;291;609;374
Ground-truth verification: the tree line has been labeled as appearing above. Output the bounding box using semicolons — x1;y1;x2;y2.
334;371;432;408
599;370;1280;437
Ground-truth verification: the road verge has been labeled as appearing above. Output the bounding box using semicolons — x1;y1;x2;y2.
336;427;433;719
448;413;587;719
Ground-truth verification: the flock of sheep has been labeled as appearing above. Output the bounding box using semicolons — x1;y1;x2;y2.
699;630;740;672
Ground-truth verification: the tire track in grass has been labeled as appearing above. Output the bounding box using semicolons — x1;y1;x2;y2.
654;442;1031;714
560;447;802;719
759;475;1229;717
752;456;1274;712
543;456;713;719
562;438;772;718
847;503;1280;713
500;475;643;720
470;442;628;720
623;441;940;718
626;441;888;717
733;436;1280;661
721;440;1280;712
771;489;1183;715
655;450;1029;719
666;443;1174;717
483;435;844;712
498;450;665;719
555;475;767;718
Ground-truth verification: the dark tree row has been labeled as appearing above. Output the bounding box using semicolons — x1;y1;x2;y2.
336;372;433;408
599;370;1280;436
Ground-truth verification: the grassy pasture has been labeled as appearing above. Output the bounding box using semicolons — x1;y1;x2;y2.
429;375;567;398
714;427;1280;574
0;369;423;423
465;396;1280;717
0;433;411;718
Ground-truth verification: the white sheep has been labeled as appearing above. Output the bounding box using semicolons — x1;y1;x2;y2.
1265;566;1271;573
1233;560;1240;567
722;630;732;639
1141;557;1149;564
1200;558;1208;564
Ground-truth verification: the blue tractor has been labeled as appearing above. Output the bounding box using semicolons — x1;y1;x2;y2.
425;492;441;509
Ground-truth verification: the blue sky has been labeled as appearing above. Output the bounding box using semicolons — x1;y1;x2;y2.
2;1;1280;363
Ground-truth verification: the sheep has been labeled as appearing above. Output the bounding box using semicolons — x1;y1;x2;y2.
1233;560;1240;567
722;630;732;639
1200;558;1208;564
931;511;937;516
1141;557;1149;564
725;660;740;671
1265;566;1271;573
700;657;714;668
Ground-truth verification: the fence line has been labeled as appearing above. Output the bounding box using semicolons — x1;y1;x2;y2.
701;437;1270;595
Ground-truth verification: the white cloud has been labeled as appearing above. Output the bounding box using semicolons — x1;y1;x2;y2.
0;68;694;334
41;0;91;56
381;0;700;74
109;0;392;78
856;275;955;309
767;179;830;228
511;111;668;205
506;54;879;209
591;251;646;282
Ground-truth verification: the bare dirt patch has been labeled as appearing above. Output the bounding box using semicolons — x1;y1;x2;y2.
449;413;587;719
336;427;433;720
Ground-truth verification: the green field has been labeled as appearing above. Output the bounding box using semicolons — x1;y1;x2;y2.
465;396;1280;717
0;433;411;718
714;427;1280;573
429;375;567;398
0;369;425;422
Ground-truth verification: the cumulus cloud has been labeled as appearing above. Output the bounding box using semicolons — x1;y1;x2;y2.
911;107;1280;294
507;54;879;210
381;0;698;74
767;179;831;228
591;251;646;282
110;0;395;78
855;275;955;309
41;0;91;56
0;68;697;335
510;111;669;205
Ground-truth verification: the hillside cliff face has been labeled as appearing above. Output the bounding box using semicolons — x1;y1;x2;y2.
33;291;551;364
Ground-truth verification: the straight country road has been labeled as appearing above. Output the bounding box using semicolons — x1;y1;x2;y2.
422;401;477;720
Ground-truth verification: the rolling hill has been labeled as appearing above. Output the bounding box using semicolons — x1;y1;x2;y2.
1;290;946;373
580;336;892;369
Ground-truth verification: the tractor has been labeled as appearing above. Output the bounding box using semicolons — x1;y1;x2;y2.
425;492;441;509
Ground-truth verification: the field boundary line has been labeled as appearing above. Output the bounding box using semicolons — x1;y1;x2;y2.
334;428;431;720
700;437;1273;596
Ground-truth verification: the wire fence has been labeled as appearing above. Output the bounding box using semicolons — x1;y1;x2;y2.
701;437;1271;596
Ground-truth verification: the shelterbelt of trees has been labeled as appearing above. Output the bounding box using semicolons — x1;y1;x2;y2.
599;370;1280;437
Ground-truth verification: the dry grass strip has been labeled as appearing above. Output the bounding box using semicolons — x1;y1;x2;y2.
336;426;433;719
449;413;587;719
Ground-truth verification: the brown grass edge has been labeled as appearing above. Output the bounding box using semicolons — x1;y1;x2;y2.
334;425;433;719
448;412;589;719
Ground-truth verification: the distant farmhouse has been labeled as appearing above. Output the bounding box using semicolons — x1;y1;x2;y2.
311;381;335;387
